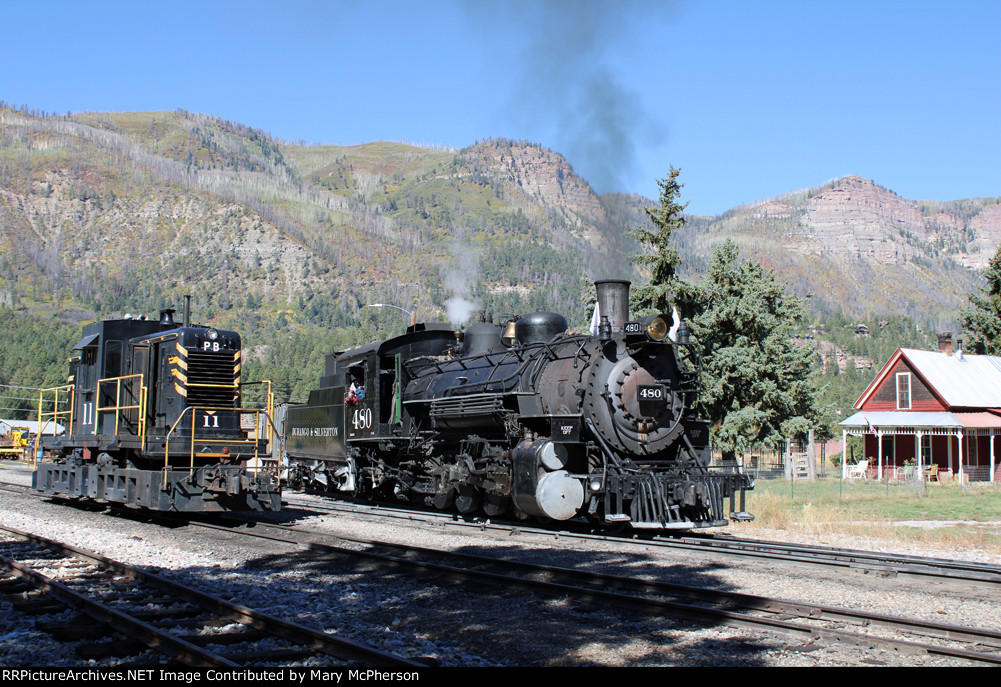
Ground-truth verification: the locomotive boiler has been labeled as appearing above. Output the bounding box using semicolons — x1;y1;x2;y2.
33;302;281;511
279;281;753;529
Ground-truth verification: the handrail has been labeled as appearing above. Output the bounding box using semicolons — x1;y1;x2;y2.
239;380;273;445
35;384;74;470
162;405;279;487
36;384;74;434
95;374;147;442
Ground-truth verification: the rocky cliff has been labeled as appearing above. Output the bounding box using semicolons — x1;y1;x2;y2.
1;106;998;333
682;176;999;323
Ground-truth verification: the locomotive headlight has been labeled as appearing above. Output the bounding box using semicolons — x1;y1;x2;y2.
646;315;670;341
207;329;219;341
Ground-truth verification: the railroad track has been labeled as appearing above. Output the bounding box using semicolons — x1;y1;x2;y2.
5;482;1001;665
281;494;1001;587
661;533;1001;586
0;478;31;495
0;524;427;668
10;481;1001;587
186;516;1001;666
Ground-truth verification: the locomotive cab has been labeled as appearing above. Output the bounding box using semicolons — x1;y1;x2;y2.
60;317;164;446
342;357;377;440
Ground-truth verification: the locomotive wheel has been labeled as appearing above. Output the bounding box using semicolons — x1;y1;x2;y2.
432;487;455;510
454;485;480;514
482;494;510;517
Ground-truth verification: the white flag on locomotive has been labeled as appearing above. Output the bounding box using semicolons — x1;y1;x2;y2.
589;302;601;337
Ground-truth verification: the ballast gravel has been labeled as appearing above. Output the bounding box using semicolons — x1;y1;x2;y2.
1;462;999;668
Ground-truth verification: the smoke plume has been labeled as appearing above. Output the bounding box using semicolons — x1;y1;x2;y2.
466;1;675;193
442;244;481;325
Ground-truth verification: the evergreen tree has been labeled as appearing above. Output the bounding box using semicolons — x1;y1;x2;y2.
961;246;1001;355
686;240;820;461
631;166;687;315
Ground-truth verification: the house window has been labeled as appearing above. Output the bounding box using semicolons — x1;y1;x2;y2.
896;372;911;410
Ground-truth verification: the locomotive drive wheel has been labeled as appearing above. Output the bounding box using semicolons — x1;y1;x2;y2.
432;488;454;510
454;484;480;514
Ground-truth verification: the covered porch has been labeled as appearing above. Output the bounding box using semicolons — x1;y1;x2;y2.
839;411;1000;483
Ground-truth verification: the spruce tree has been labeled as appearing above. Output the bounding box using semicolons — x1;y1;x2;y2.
631;166;687;315
961;246;1001;355
687;240;820;461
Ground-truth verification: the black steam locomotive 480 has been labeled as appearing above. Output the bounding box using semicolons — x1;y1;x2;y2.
33;303;281;512
279;281;753;530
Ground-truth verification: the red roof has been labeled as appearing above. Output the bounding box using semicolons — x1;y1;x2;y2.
953;412;1001;429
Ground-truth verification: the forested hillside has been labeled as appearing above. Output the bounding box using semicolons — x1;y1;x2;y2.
0;104;997;420
0;107;644;404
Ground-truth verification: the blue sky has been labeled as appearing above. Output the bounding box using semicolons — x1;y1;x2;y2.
3;0;998;216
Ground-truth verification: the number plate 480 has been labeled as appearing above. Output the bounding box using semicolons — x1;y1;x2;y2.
637;384;667;417
637;385;666;401
352;408;373;431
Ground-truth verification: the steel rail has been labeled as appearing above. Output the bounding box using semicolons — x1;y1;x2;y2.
276;494;1001;584
280;495;1001;585
381;537;1001;650
0;524;427;668
0;543;237;666
647;534;1001;585
0;479;30;494
682;533;1001;576
188;516;1001;665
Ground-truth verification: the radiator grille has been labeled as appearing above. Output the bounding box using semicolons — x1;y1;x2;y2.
184;350;239;407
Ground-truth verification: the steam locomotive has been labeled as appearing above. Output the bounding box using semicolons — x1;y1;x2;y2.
33;301;281;512
278;281;753;530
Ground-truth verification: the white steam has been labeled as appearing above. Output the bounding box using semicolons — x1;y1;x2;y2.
446;296;479;325
442;245;481;325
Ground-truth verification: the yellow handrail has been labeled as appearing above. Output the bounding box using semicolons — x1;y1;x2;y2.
266;380;273;445
35;384;74;469
239;379;273;444
162;406;278;487
95;374;146;440
37;384;74;434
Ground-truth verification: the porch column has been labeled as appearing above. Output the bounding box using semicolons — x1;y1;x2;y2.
915;429;924;481
957;430;964;484
841;428;848;481
877;430;883;480
992;433;996;484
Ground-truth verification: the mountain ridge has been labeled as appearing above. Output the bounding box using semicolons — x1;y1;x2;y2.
1;106;998;335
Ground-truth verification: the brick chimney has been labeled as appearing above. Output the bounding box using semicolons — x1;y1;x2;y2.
938;332;953;356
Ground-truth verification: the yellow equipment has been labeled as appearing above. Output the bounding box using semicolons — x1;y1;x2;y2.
0;427;30;459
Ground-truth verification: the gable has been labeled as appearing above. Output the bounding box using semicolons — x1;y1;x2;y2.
859;357;945;412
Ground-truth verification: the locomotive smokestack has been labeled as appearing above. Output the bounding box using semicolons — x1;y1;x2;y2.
594;280;630;332
183;295;191;328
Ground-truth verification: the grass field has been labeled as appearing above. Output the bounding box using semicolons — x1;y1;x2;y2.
740;477;1001;554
